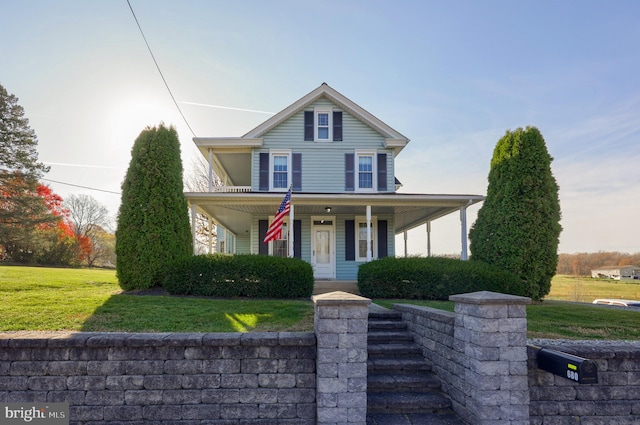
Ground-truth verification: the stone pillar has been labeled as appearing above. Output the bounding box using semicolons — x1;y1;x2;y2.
449;291;531;425
313;291;371;425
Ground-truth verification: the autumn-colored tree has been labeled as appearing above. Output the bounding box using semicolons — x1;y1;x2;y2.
31;185;82;266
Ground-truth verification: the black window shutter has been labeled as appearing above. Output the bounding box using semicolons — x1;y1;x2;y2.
333;111;342;141
345;220;355;261
345;153;355;191
292;153;302;191
304;111;314;141
258;220;268;255
294;220;302;259
259;153;269;191
377;220;388;258
377;153;387;191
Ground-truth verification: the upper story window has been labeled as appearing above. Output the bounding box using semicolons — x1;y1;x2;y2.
270;150;291;191
355;150;376;192
304;109;342;142
315;109;331;141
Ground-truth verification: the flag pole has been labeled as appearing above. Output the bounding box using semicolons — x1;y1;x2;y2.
288;186;294;258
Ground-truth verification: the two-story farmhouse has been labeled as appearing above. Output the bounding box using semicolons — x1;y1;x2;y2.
185;83;483;280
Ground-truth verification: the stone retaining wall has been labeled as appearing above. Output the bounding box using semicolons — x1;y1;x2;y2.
0;331;316;424
528;343;640;425
394;296;640;425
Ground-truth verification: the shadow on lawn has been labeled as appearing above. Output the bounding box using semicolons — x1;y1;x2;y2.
79;289;313;333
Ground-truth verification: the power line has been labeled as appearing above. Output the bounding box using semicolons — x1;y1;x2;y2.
42;178;121;195
126;0;197;138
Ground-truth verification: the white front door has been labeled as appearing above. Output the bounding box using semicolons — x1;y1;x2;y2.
312;218;335;279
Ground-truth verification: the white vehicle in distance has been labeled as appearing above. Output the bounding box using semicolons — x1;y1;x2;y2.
592;299;640;308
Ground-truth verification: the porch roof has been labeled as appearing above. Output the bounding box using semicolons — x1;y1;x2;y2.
185;191;484;236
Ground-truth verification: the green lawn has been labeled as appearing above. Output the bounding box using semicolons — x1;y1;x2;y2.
1;267;638;339
0;266;314;332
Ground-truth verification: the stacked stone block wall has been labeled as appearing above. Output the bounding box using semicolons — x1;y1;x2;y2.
395;291;531;425
528;343;640;425
0;331;316;424
313;291;370;425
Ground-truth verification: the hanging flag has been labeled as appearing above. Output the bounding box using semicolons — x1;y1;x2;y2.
263;188;291;243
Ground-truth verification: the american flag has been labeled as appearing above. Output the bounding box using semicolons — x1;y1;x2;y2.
263;188;291;243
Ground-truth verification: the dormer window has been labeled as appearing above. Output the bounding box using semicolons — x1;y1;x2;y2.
304;109;343;142
316;110;331;141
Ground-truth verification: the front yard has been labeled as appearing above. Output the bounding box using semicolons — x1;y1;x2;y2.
1;266;638;339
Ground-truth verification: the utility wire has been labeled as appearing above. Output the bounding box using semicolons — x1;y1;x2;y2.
126;0;197;137
41;178;121;195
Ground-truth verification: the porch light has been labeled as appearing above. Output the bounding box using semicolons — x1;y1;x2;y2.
325;206;332;213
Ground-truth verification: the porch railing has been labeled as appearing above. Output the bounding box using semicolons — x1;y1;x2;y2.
209;186;252;193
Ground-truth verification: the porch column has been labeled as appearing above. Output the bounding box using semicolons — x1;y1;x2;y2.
426;221;432;257
366;205;372;262
208;215;213;254
288;203;294;258
460;203;468;260
208;148;214;192
404;231;408;257
190;204;197;255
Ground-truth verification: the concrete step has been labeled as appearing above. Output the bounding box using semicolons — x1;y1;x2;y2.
367;391;452;414
368;320;408;331
368;342;423;357
368;356;432;373
368;371;442;393
368;330;414;343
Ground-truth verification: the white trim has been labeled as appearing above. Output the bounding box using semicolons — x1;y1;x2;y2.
355;150;377;192
269;149;291;191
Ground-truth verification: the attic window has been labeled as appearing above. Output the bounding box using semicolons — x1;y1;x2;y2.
315;109;331;141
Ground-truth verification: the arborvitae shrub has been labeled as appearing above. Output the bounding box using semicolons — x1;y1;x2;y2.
469;126;561;301
116;124;193;290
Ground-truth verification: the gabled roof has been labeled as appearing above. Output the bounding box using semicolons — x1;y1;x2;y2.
243;83;410;154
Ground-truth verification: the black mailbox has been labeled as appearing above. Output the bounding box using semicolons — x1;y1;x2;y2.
537;347;598;384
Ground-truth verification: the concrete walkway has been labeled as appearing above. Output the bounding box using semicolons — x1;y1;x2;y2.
312;280;359;295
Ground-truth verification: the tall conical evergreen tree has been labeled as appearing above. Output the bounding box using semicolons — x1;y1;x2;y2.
116;124;193;290
469;126;561;301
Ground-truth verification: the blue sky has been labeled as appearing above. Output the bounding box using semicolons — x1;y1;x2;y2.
2;1;638;254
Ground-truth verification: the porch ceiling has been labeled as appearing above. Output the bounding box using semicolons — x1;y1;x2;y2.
185;192;484;236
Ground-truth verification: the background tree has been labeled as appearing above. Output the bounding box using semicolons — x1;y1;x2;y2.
116;124;193;290
185;154;219;254
0;83;54;260
65;194;112;266
469;126;562;300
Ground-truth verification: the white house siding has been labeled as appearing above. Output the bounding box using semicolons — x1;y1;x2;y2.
251;99;395;193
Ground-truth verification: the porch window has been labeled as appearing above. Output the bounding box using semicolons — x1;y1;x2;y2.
269;220;289;257
355;216;377;262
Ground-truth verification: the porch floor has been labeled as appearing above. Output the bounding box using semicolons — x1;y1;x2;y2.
313;280;359;295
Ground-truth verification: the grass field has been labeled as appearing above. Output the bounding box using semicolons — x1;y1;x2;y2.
1;267;638;339
545;274;640;302
0;266;314;333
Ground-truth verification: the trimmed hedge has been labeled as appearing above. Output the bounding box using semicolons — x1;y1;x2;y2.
162;254;314;298
357;256;526;299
